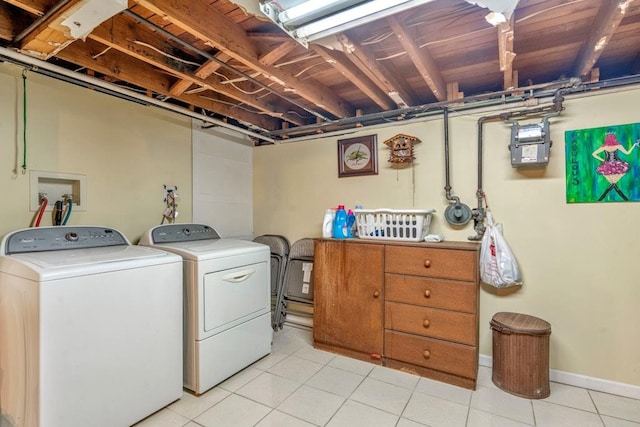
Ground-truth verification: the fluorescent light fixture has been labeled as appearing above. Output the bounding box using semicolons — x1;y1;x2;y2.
278;0;365;27
260;0;435;47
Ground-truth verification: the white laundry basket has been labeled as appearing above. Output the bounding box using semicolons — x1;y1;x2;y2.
354;209;434;242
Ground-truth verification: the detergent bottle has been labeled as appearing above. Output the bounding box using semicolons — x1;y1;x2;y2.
332;205;348;238
322;208;334;238
346;210;356;238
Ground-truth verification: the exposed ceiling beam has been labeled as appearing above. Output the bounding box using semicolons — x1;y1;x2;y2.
57;39;280;130
3;0;54;16
13;0;89;59
88;15;305;126
0;2;21;40
132;0;354;120
169;53;231;96
337;33;418;108
259;39;297;67
311;44;395;111
387;15;446;101
498;15;516;89
572;0;634;78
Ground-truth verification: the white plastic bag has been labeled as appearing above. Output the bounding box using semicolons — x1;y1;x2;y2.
480;210;523;288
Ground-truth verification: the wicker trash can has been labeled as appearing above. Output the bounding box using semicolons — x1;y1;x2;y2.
490;312;551;399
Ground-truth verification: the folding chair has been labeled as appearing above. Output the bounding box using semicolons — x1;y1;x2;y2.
253;234;290;330
274;238;315;330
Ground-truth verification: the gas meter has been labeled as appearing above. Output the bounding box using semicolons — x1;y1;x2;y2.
509;121;551;167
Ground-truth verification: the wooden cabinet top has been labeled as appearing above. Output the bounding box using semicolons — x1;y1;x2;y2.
316;238;480;252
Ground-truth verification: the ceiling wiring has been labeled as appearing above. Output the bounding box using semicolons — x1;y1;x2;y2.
293;62;327;78
4;0;629;143
516;0;587;24
287;110;316;119
133;40;202;67
199;95;274;116
0;47;276;142
273;53;320;68
256;82;277;99
184;86;208;94
215;71;267;95
419;26;494;49
217;71;261;84
376;51;408;61
361;32;395;45
122;9;331;122
91;46;112;59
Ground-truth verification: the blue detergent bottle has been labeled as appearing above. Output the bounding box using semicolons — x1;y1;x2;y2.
346;210;356;238
332;205;348;238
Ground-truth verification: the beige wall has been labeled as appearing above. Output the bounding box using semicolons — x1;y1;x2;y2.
0;63;192;243
2;58;638;389
254;87;640;387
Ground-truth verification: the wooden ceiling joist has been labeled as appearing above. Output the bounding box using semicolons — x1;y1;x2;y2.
572;0;635;78
3;0;52;16
498;16;516;89
337;33;418;108
132;0;353;119
14;0;85;59
170;53;232;96
311;44;395;111
258;39;297;67
0;2;20;40
57;39;280;130
87;15;305;126
387;15;447;101
2;0;640;138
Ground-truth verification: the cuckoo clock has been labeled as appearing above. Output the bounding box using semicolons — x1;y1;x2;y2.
383;134;421;164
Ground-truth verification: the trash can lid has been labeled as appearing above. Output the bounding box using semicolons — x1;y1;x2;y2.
490;312;551;336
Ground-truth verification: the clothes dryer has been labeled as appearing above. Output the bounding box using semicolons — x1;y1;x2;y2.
139;224;272;394
0;226;183;427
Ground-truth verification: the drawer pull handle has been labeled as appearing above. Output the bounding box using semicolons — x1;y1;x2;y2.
423;350;431;359
424;289;431;298
424;259;431;268
373;291;380;298
423;319;430;328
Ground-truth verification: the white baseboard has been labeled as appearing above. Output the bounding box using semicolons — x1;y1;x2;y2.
479;354;640;400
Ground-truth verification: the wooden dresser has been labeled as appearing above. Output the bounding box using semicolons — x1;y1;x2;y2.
313;238;480;389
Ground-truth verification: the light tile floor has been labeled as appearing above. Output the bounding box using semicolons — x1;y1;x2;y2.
135;326;640;427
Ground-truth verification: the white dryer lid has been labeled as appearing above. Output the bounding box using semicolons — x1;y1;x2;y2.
146;238;268;261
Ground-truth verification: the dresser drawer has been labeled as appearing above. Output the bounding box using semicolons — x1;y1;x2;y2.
384;330;477;379
385;274;477;313
385;246;477;281
385;302;477;345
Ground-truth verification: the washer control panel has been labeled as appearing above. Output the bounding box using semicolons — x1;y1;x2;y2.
4;227;128;254
150;224;221;243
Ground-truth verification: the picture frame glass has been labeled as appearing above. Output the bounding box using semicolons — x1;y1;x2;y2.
338;135;378;177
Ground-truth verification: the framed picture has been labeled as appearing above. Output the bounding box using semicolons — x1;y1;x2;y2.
337;135;378;177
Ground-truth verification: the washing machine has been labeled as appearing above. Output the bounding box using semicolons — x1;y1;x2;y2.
0;226;183;427
139;224;272;395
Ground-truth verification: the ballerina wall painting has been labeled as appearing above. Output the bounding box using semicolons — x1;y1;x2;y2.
565;123;640;203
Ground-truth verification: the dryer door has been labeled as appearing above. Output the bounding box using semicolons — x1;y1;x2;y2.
203;261;269;334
